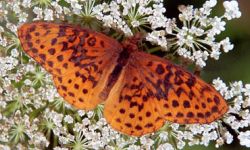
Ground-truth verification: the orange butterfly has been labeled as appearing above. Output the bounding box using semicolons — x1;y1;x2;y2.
18;22;228;136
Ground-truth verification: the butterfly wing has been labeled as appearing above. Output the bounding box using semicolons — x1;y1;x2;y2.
104;51;228;136
18;22;122;110
18;22;228;136
103;62;165;136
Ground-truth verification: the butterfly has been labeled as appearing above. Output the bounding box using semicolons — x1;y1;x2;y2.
18;22;228;136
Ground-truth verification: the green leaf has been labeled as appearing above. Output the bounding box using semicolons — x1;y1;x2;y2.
11;80;24;89
29;105;47;121
2;100;19;117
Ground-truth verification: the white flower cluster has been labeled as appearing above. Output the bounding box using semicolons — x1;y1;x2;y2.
223;0;241;20
93;0;167;36
93;1;133;36
0;56;19;77
147;0;240;68
213;78;250;147
0;0;248;149
175;0;240;67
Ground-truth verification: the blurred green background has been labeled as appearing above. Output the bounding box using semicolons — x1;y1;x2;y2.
204;1;250;83
165;1;250;150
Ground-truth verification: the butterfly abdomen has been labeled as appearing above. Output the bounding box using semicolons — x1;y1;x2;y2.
100;48;131;99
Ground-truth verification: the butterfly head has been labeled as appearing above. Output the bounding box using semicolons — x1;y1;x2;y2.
122;33;144;53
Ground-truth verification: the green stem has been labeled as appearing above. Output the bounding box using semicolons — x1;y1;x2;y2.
146;46;162;53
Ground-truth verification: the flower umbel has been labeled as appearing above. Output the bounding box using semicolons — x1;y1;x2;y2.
0;0;248;150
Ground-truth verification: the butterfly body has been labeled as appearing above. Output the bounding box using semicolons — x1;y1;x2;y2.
18;22;228;136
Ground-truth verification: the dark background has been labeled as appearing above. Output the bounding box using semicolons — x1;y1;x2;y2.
165;1;250;150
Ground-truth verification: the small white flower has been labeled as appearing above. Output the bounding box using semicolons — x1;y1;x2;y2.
177;48;192;59
179;6;194;22
18;12;28;23
0;145;11;150
238;131;250;147
215;137;224;148
127;144;141;150
44;9;54;21
0;26;4;33
190;26;204;36
82;118;91;126
223;0;241;20
212;78;228;97
211;17;226;35
159;131;168;141
11;48;19;57
210;49;221;60
192;50;209;67
171;123;179;131
157;143;174;150
64;115;74;124
87;111;94;118
102;15;114;27
47;111;63;127
140;136;154;148
177;140;186;149
242;97;250;108
231;81;244;96
12;3;21;14
165;18;175;34
22;0;32;8
146;30;167;50
78;110;85;117
224;131;233;144
53;147;68;150
220;37;234;53
33;7;43;20
63;7;71;15
131;20;140;27
6;23;17;33
24;79;32;86
148;4;167;29
29;132;50;147
204;0;217;8
244;84;250;96
25;64;36;72
68;0;82;15
0;56;19;76
59;136;70;145
52;2;63;15
0;36;7;47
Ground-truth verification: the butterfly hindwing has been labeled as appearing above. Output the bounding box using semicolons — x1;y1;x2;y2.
18;22;122;110
132;52;228;124
104;64;165;136
104;51;228;136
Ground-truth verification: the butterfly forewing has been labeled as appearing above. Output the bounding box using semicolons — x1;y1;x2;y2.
18;22;122;110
